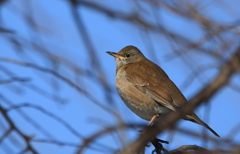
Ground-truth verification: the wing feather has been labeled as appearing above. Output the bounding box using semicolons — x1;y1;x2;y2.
125;60;187;111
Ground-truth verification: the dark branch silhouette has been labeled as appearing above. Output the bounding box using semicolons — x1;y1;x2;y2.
0;0;239;154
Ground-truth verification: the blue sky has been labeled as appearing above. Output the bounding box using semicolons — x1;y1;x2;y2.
0;0;240;154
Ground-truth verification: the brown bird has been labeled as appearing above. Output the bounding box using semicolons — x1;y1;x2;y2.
107;45;219;137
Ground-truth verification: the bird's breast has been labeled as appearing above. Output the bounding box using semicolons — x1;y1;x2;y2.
115;66;169;121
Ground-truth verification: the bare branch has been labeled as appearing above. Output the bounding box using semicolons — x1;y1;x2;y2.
0;106;38;154
168;145;211;154
32;139;79;147
0;57;121;120
7;103;84;138
0;128;12;144
0;77;30;84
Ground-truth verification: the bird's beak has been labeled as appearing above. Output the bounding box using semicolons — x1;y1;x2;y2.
106;51;124;58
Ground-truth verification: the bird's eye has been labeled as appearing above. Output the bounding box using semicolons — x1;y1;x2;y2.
125;54;130;57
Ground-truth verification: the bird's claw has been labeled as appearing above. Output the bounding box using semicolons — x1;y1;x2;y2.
151;138;169;154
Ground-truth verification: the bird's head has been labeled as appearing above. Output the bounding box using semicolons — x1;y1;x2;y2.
106;46;145;68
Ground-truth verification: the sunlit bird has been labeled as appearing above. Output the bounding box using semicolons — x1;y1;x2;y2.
107;45;219;137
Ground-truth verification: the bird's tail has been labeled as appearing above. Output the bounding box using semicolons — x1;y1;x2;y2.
184;113;220;137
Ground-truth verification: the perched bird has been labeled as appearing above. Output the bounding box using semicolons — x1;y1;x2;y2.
107;45;219;137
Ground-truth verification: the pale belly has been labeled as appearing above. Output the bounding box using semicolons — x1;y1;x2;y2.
116;69;171;121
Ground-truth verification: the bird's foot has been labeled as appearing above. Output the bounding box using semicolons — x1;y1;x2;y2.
151;137;169;154
138;129;169;153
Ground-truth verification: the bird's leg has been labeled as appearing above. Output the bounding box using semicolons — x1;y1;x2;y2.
138;114;169;150
139;114;160;134
147;114;160;127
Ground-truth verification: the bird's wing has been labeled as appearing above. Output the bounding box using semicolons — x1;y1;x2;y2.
125;60;187;111
124;61;220;137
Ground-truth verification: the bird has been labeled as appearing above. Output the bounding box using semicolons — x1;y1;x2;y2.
106;45;220;137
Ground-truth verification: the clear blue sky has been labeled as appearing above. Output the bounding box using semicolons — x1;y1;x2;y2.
0;0;240;154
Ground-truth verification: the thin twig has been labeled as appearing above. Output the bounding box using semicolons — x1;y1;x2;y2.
0;57;121;121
